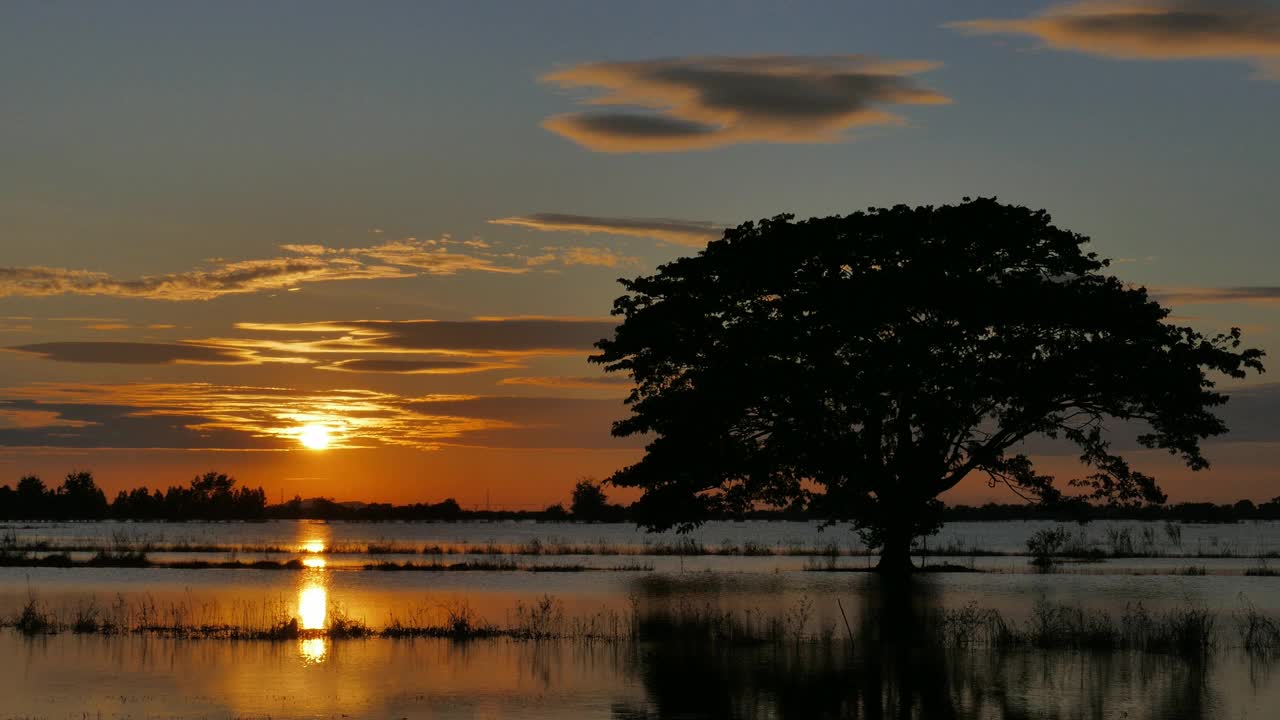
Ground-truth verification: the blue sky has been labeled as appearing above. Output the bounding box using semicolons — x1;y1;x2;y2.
1;1;1278;504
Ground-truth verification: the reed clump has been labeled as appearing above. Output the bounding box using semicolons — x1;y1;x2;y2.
934;600;1217;655
1235;598;1280;657
16;597;57;635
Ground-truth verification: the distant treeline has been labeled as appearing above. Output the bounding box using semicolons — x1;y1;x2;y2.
942;498;1280;524
0;472;267;521
2;471;1280;524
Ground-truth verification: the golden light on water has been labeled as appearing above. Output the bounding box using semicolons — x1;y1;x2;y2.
298;585;328;630
297;578;329;663
295;521;331;663
298;637;327;664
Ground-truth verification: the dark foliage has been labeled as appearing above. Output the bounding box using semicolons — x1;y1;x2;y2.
592;199;1264;571
570;478;626;521
0;471;266;521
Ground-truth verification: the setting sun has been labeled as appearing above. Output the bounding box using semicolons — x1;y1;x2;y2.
298;424;331;450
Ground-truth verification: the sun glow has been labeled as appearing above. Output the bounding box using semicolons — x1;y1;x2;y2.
298;585;328;630
298;423;331;450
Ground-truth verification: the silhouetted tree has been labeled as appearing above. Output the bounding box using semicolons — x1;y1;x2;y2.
570;478;610;520
55;471;108;519
111;487;164;519
149;471;267;520
14;476;49;519
592;199;1265;573
1232;498;1258;519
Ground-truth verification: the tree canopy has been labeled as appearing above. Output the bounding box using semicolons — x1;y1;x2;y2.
591;199;1265;572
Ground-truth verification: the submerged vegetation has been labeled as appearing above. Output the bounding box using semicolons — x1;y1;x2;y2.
5;592;1278;660
6;521;1280;572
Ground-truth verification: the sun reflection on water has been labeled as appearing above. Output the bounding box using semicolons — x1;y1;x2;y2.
296;521;332;664
298;585;328;630
298;637;327;664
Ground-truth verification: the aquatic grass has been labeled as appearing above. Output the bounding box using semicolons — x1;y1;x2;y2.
607;562;655;572
15;596;57;635
2;592;1275;657
86;549;149;567
1235;597;1280;657
526;563;590;572
6;523;1280;561
71;600;102;633
365;559;520;571
940;602;1012;648
364;558;648;572
1244;561;1278;576
166;558;305;570
512;595;564;639
329;604;373;638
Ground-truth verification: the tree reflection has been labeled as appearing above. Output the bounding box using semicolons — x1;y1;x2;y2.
614;576;1217;719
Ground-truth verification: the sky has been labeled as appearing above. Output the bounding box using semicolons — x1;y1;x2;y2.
2;1;1279;507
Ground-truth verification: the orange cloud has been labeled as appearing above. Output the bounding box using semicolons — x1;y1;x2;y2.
0;383;506;451
525;246;639;269
316;358;521;375
0;238;530;301
0;406;97;430
491;213;725;246
0;383;636;452
499;375;631;390
7;318;614;370
83;323;131;331
540;55;949;152
1152;286;1280;304
953;1;1280;77
281;237;529;275
221;318;616;358
0;258;412;301
8;342;255;365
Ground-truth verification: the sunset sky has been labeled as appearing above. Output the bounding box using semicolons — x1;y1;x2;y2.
2;1;1279;507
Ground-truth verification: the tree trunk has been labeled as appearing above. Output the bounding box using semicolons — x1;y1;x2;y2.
876;526;916;575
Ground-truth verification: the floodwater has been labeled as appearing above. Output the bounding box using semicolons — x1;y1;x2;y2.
3;520;1280;718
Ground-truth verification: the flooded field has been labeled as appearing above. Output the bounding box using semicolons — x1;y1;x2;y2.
4;520;1280;718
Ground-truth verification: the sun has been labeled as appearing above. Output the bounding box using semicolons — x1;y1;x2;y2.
298;424;331;450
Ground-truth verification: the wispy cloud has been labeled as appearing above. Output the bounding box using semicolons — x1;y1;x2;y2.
0;383;499;451
224;318;616;357
0;383;635;451
0;405;97;430
281;237;529;275
0;238;529;302
0;258;412;301
500;375;632;390
525;246;639;268
1154;286;1280;305
952;1;1280;78
316;358;521;375
491;213;725;246
7;318;617;370
540;55;949;152
8;342;255;365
